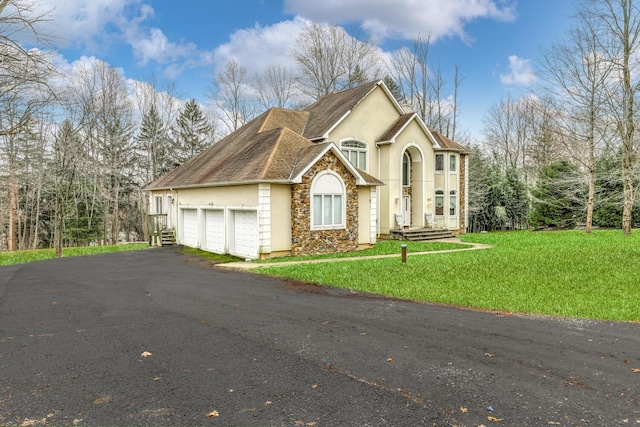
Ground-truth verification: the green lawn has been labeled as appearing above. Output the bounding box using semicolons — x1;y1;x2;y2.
255;230;640;322
253;240;469;263
0;243;149;266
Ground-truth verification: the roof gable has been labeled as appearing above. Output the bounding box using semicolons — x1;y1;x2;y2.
302;80;404;141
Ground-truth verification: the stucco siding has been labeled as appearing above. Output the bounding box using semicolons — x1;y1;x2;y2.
270;184;292;252
358;187;373;244
174;184;259;208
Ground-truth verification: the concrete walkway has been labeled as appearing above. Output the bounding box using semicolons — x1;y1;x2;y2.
217;238;493;270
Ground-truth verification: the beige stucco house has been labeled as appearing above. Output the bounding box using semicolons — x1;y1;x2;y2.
146;80;469;259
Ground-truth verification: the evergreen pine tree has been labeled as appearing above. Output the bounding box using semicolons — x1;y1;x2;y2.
175;99;212;165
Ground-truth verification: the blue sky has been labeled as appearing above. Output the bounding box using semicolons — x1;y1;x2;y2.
37;0;578;142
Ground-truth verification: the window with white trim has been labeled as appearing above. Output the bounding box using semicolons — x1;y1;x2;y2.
435;190;444;216
450;154;457;172
435;154;444;172
341;140;367;171
154;195;163;214
402;152;410;186
311;171;345;229
450;190;457;216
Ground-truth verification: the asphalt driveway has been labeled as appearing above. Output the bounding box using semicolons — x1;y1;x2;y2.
0;247;638;426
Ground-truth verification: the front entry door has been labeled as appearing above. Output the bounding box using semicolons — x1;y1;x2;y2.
402;196;411;227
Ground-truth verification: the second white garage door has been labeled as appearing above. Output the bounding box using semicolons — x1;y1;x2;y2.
233;210;258;259
204;209;225;253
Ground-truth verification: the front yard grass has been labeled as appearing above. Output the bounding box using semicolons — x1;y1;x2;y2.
0;243;149;266
253;240;469;263
255;230;640;322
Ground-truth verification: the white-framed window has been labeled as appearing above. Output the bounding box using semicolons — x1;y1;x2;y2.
311;171;345;229
402;152;410;186
341;140;367;171
450;154;457;172
450;190;457;216
154;195;163;214
435;189;445;216
435;154;444;172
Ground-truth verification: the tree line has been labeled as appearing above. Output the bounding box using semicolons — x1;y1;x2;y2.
2;0;639;254
469;0;640;235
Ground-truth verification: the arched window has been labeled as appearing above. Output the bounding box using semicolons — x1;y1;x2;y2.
402;152;410;186
341;140;367;171
449;190;457;216
435;189;445;216
311;171;345;229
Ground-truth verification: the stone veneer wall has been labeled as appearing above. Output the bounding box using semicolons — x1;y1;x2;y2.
291;151;359;256
458;153;467;233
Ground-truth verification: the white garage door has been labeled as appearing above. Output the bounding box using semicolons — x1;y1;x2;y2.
181;208;198;247
233;210;258;259
204;210;225;253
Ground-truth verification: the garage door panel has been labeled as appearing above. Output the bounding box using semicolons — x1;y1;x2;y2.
204;210;224;253
181;209;198;247
233;211;258;259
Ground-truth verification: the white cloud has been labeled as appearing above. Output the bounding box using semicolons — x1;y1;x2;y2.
213;18;308;75
35;0;134;48
500;55;537;86
284;0;516;43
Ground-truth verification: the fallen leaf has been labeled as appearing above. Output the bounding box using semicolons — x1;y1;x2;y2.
307;422;317;426
632;368;640;373
295;421;305;426
484;353;496;358
228;389;234;393
20;419;46;427
312;384;318;389
547;422;561;425
93;395;111;404
624;359;629;364
265;401;272;405
488;415;503;422
206;410;219;418
460;406;468;413
141;351;152;357
321;321;330;325
386;358;394;362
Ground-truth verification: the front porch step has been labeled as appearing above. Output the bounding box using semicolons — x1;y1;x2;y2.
390;227;455;241
160;229;176;246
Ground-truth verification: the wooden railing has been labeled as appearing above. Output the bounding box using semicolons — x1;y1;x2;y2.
148;214;168;246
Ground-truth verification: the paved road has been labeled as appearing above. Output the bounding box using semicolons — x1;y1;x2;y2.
0;248;638;426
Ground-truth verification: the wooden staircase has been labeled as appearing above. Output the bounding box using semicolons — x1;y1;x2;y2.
390;227;455;241
160;229;176;246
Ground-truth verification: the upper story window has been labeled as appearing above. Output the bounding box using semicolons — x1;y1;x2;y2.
311;171;345;230
402;152;410;186
341;140;367;171
450;154;457;172
435;154;444;172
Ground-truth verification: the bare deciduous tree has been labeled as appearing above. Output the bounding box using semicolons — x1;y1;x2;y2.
538;10;614;233
292;22;382;100
207;59;256;133
582;0;640;234
253;64;298;110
